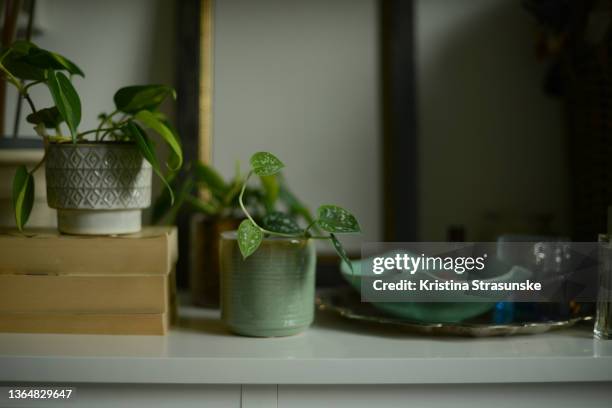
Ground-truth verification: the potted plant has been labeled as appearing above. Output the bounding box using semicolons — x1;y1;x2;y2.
0;41;182;234
219;152;360;337
154;160;316;307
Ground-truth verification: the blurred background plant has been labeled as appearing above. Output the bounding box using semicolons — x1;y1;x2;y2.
153;160;316;227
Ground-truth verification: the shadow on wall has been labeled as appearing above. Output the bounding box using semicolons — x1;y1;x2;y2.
417;0;567;241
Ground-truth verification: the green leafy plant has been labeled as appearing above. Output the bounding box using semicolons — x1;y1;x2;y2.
152;161;245;224
0;41;182;230
153;159;316;229
237;152;360;271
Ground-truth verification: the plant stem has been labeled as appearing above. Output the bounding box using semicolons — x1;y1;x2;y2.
239;171;264;227
99;128;118;141
30;150;47;174
305;219;319;233
23;80;43;92
95;110;119;140
238;171;304;239
0;63;21;89
78;127;119;139
12;82;24;138
23;93;37;113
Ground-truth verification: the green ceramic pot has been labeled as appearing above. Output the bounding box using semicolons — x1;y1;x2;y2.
219;232;316;337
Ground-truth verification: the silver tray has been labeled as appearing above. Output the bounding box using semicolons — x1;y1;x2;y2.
316;287;593;337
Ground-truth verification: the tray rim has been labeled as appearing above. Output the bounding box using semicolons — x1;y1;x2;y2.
316;287;593;336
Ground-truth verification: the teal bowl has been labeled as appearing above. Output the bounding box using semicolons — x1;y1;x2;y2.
340;253;531;323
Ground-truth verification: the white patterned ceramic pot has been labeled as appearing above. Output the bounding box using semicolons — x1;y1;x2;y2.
45;142;152;235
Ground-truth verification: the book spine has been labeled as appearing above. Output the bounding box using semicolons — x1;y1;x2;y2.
0;275;167;313
0;227;177;276
0;312;167;335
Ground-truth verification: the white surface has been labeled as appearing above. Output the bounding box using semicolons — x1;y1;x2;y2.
278;384;612;408
241;385;277;408
416;0;568;240
0;305;610;385
2;384;608;408
213;0;381;252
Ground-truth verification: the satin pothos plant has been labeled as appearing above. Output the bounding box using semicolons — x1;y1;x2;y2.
0;41;182;230
237;152;360;271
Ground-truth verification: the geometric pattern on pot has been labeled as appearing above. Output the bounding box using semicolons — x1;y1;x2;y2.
45;143;153;210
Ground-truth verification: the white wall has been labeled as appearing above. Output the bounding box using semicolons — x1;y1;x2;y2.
3;0;564;245
416;0;568;240
212;0;381;252
213;0;566;246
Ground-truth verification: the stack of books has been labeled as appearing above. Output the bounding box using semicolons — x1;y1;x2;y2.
0;227;177;335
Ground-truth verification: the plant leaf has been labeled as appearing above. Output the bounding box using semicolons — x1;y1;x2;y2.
160;117;181;167
12;166;34;231
22;47;84;77
153;111;168;121
151;181;174;225
26;107;63;128
259;174;279;212
152;176;195;224
124;121;174;204
185;195;219;216
3;40;36;55
114;85;176;114
47;70;81;141
237;219;263;259
134;110;182;170
1;41;45;80
316;205;361;233
262;211;302;234
330;233;353;273
193;161;227;199
250;152;284;176
222;179;243;207
2;55;45;81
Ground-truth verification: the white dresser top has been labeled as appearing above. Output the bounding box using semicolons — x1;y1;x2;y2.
0;304;610;384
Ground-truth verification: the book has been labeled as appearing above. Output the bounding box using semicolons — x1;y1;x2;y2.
0;312;168;335
0;226;177;334
0;274;167;313
0;226;178;276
